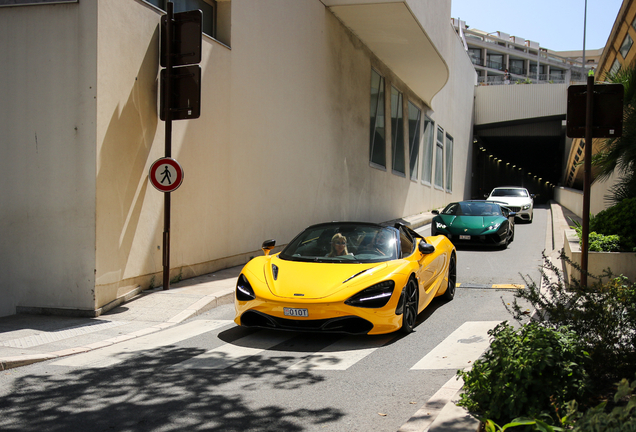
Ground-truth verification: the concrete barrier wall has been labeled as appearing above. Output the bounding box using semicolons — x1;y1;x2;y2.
554;187;583;218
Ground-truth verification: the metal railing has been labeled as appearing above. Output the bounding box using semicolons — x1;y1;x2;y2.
477;75;568;85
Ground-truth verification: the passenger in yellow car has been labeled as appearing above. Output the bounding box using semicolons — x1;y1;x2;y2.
363;230;394;256
327;233;351;257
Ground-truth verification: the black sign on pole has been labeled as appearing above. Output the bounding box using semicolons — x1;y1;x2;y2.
160;65;201;121
160;9;202;68
566;80;623;287
567;83;624;138
159;4;203;290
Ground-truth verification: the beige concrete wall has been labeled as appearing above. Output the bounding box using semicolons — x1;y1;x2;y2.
0;2;98;316
474;83;568;126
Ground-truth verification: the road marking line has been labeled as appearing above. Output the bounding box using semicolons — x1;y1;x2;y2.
457;283;525;289
410;321;501;370
51;320;233;368
288;335;393;370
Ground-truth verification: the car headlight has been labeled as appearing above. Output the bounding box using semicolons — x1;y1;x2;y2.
487;223;501;231
435;222;447;229
236;274;256;301
522;204;531;210
345;280;395;308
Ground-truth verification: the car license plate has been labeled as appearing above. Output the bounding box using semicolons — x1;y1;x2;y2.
459;235;471;240
284;307;308;317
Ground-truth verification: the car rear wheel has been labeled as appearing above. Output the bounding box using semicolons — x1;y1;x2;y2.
440;254;456;301
400;279;418;334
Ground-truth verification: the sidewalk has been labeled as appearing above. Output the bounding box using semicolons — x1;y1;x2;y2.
0;202;574;431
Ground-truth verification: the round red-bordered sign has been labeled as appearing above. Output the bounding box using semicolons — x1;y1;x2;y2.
149;157;184;192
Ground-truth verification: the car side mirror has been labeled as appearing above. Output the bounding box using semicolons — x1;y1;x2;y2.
508;211;517;218
419;240;435;254
432;210;439;215
484;194;489;198
262;239;276;256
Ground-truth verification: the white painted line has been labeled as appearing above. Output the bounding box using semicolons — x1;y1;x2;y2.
51;320;233;368
410;321;501;370
172;330;293;370
288;335;393;371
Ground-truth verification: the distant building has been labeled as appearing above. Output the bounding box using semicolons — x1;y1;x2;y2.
452;18;591;85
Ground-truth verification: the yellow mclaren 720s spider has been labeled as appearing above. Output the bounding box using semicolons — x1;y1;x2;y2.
234;221;457;335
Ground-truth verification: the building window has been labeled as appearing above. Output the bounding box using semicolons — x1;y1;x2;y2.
146;0;218;38
610;58;622;75
421;116;434;185
369;70;386;168
530;64;545;75
468;48;482;66
487;54;504;70
390;86;405;176
445;134;453;192
509;59;524;75
434;126;444;189
407;101;421;181
620;34;633;59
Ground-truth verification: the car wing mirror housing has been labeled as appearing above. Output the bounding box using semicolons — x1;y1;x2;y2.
432;210;439;215
419;240;435;254
262;239;276;256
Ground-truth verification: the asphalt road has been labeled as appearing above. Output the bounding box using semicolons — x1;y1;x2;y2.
0;208;547;432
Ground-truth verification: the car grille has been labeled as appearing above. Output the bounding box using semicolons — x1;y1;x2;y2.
507;206;521;212
239;310;374;335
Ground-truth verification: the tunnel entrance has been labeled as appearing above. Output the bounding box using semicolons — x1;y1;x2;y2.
471;119;566;205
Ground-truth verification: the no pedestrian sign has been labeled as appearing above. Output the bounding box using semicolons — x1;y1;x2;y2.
149;157;184;193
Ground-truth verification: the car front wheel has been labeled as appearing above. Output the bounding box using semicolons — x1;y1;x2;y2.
400;279;418;334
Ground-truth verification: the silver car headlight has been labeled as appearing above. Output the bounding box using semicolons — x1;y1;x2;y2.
522;204;531;210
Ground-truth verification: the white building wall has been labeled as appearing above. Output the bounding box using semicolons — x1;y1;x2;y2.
0;2;98;316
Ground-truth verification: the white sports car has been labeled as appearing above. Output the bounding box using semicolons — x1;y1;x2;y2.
486;187;534;223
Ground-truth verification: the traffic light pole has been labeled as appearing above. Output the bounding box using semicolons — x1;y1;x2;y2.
163;1;174;291
581;74;594;288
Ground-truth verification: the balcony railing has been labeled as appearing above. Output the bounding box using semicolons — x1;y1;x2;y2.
477;74;569;85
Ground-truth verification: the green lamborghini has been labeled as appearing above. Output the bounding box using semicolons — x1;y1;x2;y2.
431;200;516;248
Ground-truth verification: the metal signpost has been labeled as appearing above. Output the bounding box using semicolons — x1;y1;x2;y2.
566;78;623;287
156;1;202;290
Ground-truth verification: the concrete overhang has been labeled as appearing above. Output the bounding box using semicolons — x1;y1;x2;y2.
321;0;449;107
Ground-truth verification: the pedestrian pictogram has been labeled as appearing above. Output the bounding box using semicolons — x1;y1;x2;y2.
149;157;184;193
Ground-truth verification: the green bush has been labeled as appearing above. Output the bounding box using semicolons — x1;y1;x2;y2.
456;322;591;426
589;197;636;251
565;377;636;431
509;255;636;398
573;226;622;252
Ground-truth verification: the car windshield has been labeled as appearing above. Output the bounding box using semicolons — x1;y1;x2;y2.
442;202;502;217
279;223;399;263
491;188;528;197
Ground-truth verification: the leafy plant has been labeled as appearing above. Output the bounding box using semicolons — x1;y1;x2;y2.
509;254;636;398
564;377;636;431
482;417;562;432
571;218;622;252
457;321;591;426
588;197;636;251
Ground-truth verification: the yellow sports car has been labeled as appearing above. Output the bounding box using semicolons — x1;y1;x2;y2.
234;222;457;335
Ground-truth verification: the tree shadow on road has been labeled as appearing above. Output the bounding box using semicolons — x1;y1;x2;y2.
0;345;344;431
